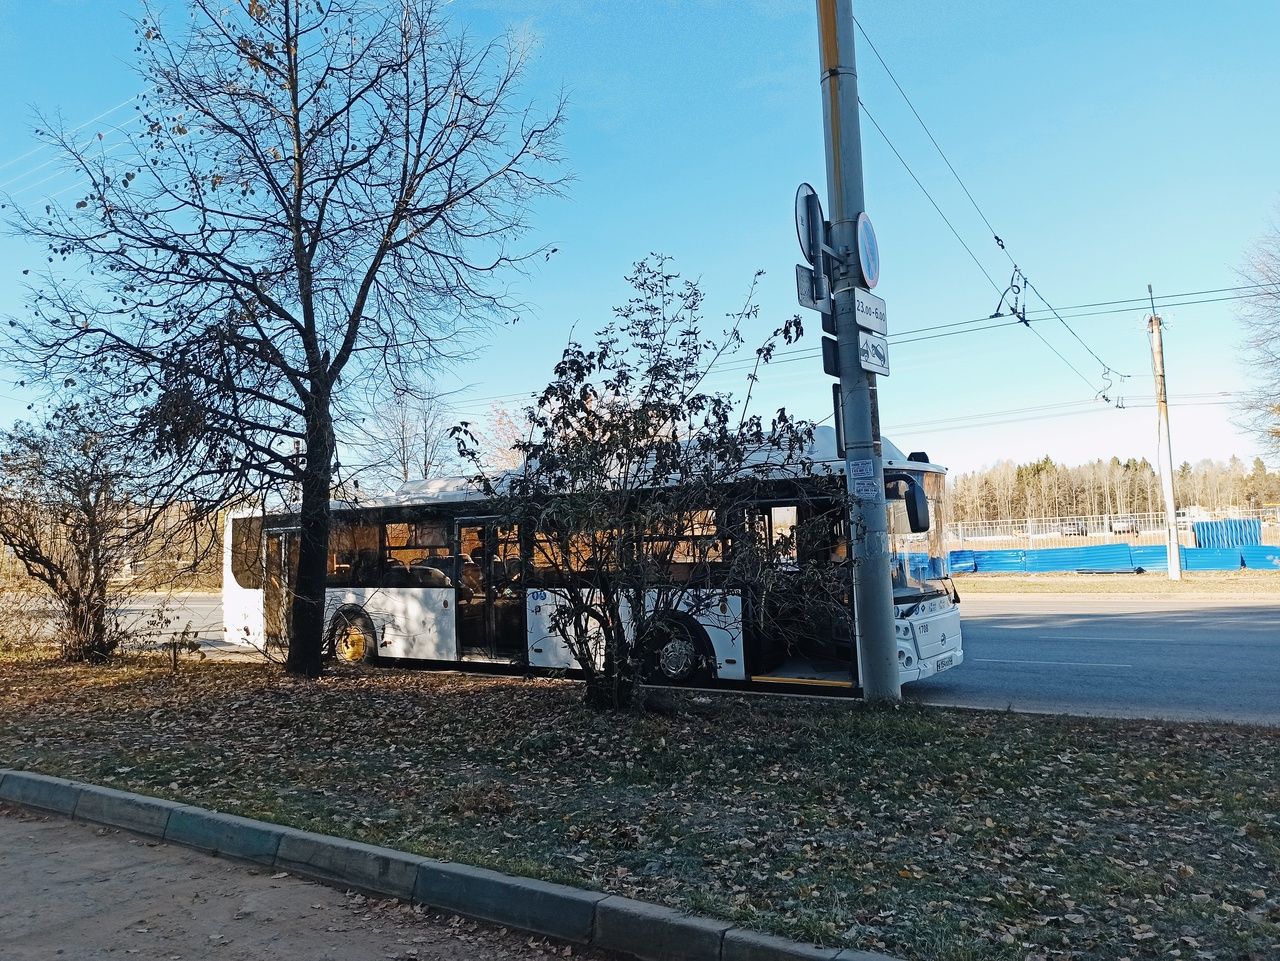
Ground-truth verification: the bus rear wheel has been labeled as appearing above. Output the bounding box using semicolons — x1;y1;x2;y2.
326;608;377;665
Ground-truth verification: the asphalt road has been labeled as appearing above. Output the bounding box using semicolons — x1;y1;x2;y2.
139;591;1280;724
118;592;242;657
907;592;1280;725
0;808;600;961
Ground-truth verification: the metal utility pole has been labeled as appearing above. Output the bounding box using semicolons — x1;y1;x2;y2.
1148;285;1183;581
815;0;900;701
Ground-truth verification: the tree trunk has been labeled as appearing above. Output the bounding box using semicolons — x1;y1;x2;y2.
286;405;334;678
85;595;111;663
584;620;636;710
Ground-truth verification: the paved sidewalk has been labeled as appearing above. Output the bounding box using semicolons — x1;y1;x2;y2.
0;806;603;961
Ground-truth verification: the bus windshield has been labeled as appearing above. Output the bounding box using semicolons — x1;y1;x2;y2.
888;470;948;596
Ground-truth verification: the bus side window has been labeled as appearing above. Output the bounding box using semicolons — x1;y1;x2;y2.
770;505;798;564
328;521;380;588
745;505;799;565
230;517;265;590
385;519;452;587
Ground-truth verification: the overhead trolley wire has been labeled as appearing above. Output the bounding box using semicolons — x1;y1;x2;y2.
854;19;1003;245
816;100;1104;392
856;100;1002;297
857;98;1111;391
854;17;1130;381
1023;276;1130;379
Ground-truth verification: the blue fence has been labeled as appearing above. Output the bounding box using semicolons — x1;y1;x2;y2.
1023;544;1133;573
971;549;1026;573
1192;519;1262;548
1129;545;1172;571
1240;545;1280;570
950;542;1278;573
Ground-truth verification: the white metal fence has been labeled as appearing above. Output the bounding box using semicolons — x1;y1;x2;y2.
944;507;1280;553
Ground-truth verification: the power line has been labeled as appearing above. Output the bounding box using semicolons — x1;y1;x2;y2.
0;95;137;174
0;96;137;189
886;392;1238;435
710;287;1263;374
444;285;1264;414
2;135;130;196
444;283;1265;416
895;285;1270;337
1039;282;1276;316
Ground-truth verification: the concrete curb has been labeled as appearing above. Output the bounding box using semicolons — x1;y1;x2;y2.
0;768;899;961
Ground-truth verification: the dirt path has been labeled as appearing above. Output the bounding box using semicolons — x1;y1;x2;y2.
0;806;608;961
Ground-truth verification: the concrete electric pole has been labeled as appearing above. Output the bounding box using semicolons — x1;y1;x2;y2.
1148;285;1183;581
814;0;900;702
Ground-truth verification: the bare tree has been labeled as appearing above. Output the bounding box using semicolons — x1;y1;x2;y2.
5;0;564;676
356;389;459;493
1241;217;1280;460
0;410;213;662
470;402;529;472
947;453;1280;522
459;259;849;709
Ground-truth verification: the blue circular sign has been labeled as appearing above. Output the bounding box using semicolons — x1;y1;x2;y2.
856;211;879;289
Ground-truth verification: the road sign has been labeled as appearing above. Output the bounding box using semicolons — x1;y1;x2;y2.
853;287;887;335
795;263;831;314
858;329;889;376
795;184;823;266
831;383;845;457
821;336;840;377
856;211;879;289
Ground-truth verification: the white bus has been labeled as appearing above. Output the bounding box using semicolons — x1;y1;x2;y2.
223;427;962;693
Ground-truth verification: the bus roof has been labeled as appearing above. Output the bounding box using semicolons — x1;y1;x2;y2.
341;426;946;511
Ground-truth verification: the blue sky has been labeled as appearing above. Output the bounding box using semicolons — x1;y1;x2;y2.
1;0;1276;475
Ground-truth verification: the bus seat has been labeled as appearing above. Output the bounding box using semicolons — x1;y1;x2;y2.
410;564;451;588
382;565;412;588
460;561;483;592
352;549;381;586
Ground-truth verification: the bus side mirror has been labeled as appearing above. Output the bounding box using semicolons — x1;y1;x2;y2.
885;472;930;534
906;483;930;534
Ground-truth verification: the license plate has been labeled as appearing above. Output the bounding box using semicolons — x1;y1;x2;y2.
935;655;954;672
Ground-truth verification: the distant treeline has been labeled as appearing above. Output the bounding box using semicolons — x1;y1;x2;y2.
945;455;1280;523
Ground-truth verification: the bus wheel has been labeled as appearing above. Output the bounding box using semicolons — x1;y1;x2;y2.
327;608;377;665
647;620;711;685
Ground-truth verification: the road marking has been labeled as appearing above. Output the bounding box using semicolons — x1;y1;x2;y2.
1025;635;1141;643
973;657;1133;668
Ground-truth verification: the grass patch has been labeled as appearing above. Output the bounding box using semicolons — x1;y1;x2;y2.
1;651;1277;961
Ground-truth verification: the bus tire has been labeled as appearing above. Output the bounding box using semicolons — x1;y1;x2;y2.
645;617;714;686
326;607;378;665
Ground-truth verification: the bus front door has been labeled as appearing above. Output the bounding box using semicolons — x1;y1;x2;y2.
455;521;526;661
